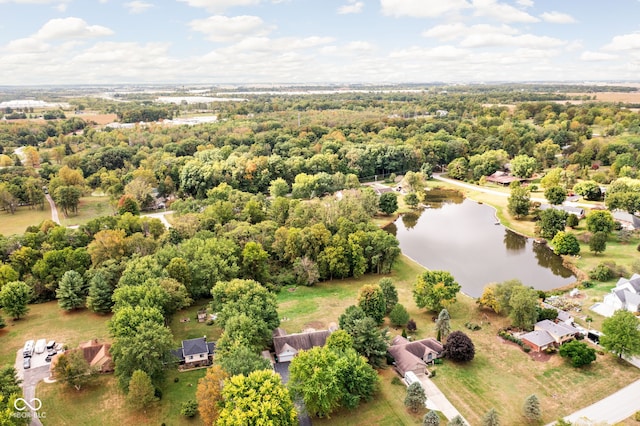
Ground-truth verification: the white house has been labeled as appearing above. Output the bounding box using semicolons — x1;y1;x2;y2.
602;274;640;315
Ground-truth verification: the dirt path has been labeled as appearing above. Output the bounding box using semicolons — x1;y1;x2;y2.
141;210;174;228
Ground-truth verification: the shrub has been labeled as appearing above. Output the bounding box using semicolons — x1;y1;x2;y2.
464;322;481;331
181;400;198;417
580;280;595;289
407;319;417;332
391;376;403;386
429;369;436;377
174;377;179;383
589;263;613;281
634;411;640;421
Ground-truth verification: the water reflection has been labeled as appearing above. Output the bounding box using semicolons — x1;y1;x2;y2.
533;240;574;278
388;197;575;297
504;230;527;252
401;211;421;229
422;189;464;209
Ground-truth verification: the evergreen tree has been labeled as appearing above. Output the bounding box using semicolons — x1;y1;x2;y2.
482;408;500;426
435;308;451;341
523;394;541;422
447;415;466;426
56;270;85;310
86;272;115;313
423;410;441;426
404;382;427;413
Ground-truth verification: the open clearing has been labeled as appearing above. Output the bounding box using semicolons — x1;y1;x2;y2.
0;205;51;236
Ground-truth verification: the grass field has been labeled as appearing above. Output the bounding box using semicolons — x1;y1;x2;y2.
0;205;51;236
0;302;111;367
278;256;640;425
34;302;218;426
59;195;112;227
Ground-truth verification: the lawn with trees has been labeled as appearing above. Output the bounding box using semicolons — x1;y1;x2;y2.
2;85;640;425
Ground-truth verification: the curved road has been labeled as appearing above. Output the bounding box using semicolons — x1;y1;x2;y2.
431;173;599;209
45;194;61;225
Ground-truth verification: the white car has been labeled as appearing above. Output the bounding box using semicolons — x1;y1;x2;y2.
34;339;47;354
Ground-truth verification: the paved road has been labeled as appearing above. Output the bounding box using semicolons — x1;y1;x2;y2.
548;378;640;425
14;146;27;164
142;210;174;228
22;365;49;426
432;173;598;209
44;194;61;224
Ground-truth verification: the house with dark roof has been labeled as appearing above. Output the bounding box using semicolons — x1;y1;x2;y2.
387;336;443;377
272;325;336;363
171;336;215;368
485;171;522;186
51;339;114;376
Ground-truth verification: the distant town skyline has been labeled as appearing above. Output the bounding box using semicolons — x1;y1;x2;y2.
1;0;639;86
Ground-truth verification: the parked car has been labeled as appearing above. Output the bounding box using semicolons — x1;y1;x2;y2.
47;349;57;357
23;340;34;358
35;339;46;354
46;340;56;350
23;357;31;369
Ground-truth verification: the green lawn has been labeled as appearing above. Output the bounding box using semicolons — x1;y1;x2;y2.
0;301;111;367
0;205;51;236
59;195;112;227
276;256;640;425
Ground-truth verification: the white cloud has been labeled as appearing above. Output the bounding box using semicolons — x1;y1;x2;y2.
390;45;469;61
580;51;618;61
34;17;113;40
472;0;539;23
5;37;50;53
540;11;576;24
189;15;272;42
55;3;67;11
603;33;640;51
423;23;563;49
516;0;534;7
338;0;363;14
219;36;334;53
0;0;70;3
381;0;471;18
124;1;154;14
177;0;261;13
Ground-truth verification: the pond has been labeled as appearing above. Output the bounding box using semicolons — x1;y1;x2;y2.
386;189;575;298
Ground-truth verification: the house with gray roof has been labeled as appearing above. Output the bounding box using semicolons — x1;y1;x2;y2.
171;336;215;367
272;325;337;363
387;336;443;377
602;274;640;315
521;320;580;352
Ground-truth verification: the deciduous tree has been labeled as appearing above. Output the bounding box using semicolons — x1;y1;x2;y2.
196;365;228;425
127;370;157;410
507;182;530;219
216;344;272;377
544;185;567;205
589;231;608;255
559;340;596;367
379;277;398;314
600;310;640;359
413;270;460;312
357;284;386;324
0;281;31;319
218;370;297;426
379;192;398;215
389;303;410;327
509;286;539;330
551;231;580;256
586;210;616;234
443;331;475;362
53;350;95;390
537;208;567;239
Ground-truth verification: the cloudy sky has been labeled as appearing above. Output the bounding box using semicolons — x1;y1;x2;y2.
1;0;639;86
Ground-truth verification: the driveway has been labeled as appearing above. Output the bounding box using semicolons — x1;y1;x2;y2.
142;210;174;228
273;362;312;426
418;374;469;425
44;194;61;225
14;349;52;426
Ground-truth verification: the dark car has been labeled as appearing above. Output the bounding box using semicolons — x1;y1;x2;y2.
23;357;31;369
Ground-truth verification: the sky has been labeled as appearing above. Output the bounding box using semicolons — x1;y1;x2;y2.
1;0;640;86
